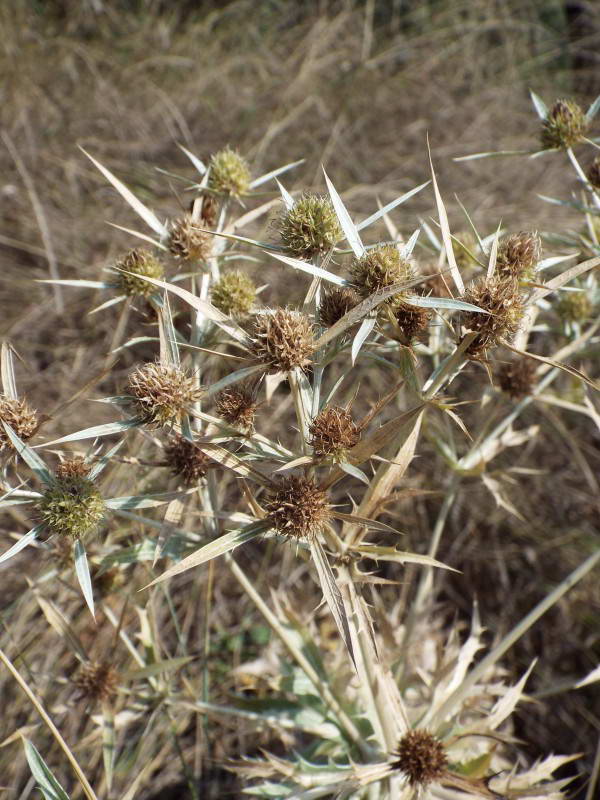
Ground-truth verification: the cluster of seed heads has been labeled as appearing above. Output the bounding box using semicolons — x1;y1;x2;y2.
264;476;330;540
308;405;360;461
250;308;315;373
116;248;164;298
496;357;536;399
215;385;257;432
127;362;201;427
495;231;541;281
208;147;251;197
349;244;414;307
276;193;343;259
319;286;359;327
164;434;212;484
168;214;212;262
541;99;588;150
392;729;448;787
39;460;105;539
461;275;524;357
0;395;38;451
211;270;256;317
75;660;119;703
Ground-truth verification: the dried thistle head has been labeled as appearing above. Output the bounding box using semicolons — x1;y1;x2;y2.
496;357;536;399
541;99;588;150
587;156;600;190
392;730;448;787
168;214;212;262
211;270;256;317
127;362;201;427
164;434;212;484
116;248;164;298
276;193;343;259
250;309;315;373
56;457;90;479
308;405;360;461
495;231;541;281
392;301;431;345
208;147;251;197
460;276;525;357
0;395;38;451
215;384;257;432
200;194;218;227
264;476;330;540
350;244;414;306
75;660;119;704
319;286;359;327
39;470;105;539
556;289;593;324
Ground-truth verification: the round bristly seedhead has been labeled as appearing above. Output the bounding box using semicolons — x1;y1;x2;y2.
495;231;541;281
0;395;38;451
250;309;315;373
392;730;448;787
211;270;256;317
215;385;257;432
350;244;415;306
393;301;431;345
541;99;588;150
127;362;201;427
319;286;359;327
264;476;330;540
75;661;119;703
496;358;536;399
556;290;593;324
587;156;600;189
56;457;91;479
168;214;212;262
276;193;343;259
208;147;251;197
164;434;212;484
116;248;164;298
39;471;105;539
460;276;524;357
308;405;360;461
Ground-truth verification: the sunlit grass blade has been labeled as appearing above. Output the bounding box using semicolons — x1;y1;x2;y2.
310;537;355;668
356;181;430;232
106;222;167;250
586;93;600;122
74;540;95;619
352;544;456;570
265;250;348;286
404;295;488;313
1;341;18;400
453;149;537;162
106;490;193;510
351;317;376;364
177;143;207;175
37;279;113;289
428;142;464;294
201;364;265;398
323;167;365;258
2;422;53;485
0;524;43;565
250;159;304;189
529;89;548;120
274;178;294;210
23;738;71;800
40;418;144;447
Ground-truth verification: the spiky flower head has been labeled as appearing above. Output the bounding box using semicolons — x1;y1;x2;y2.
319;286;359;327
168;214;212;262
116;248;164;298
264;475;330;540
215;384;257;432
0;395;38;451
164;434;212;484
250;308;315;373
75;660;119;703
556;289;593;324
208;147;251;197
211;270;257;317
460;276;524;357
350;244;415;307
392;730;448;787
392;301;431;345
308;405;360;461
495;231;541;281
496;357;536;399
127;361;201;427
39;463;105;539
276;193;343;259
541;99;588;150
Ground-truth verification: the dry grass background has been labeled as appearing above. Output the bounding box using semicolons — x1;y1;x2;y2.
0;1;599;798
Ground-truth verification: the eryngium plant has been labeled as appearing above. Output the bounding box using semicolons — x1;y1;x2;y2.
276;193;343;258
541;99;588;150
127;361;201;427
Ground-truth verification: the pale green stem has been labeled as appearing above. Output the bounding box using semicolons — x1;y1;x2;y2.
0;646;99;800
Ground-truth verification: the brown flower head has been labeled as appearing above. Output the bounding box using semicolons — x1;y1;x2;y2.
75;660;119;704
460;276;524;357
116;248;164;298
164;434;212;484
319;286;360;327
127;362;201;428
215;384;257;432
264;476;330;540
211;270;256;317
276;193;343;259
208;147;251;197
0;395;38;451
200;194;218;227
496;358;536;399
350;244;414;307
168;214;212;262
496;231;541;281
392;729;448;787
587;156;600;190
56;457;90;480
309;405;360;461
541;99;588;150
392;301;431;345
250;309;315;373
